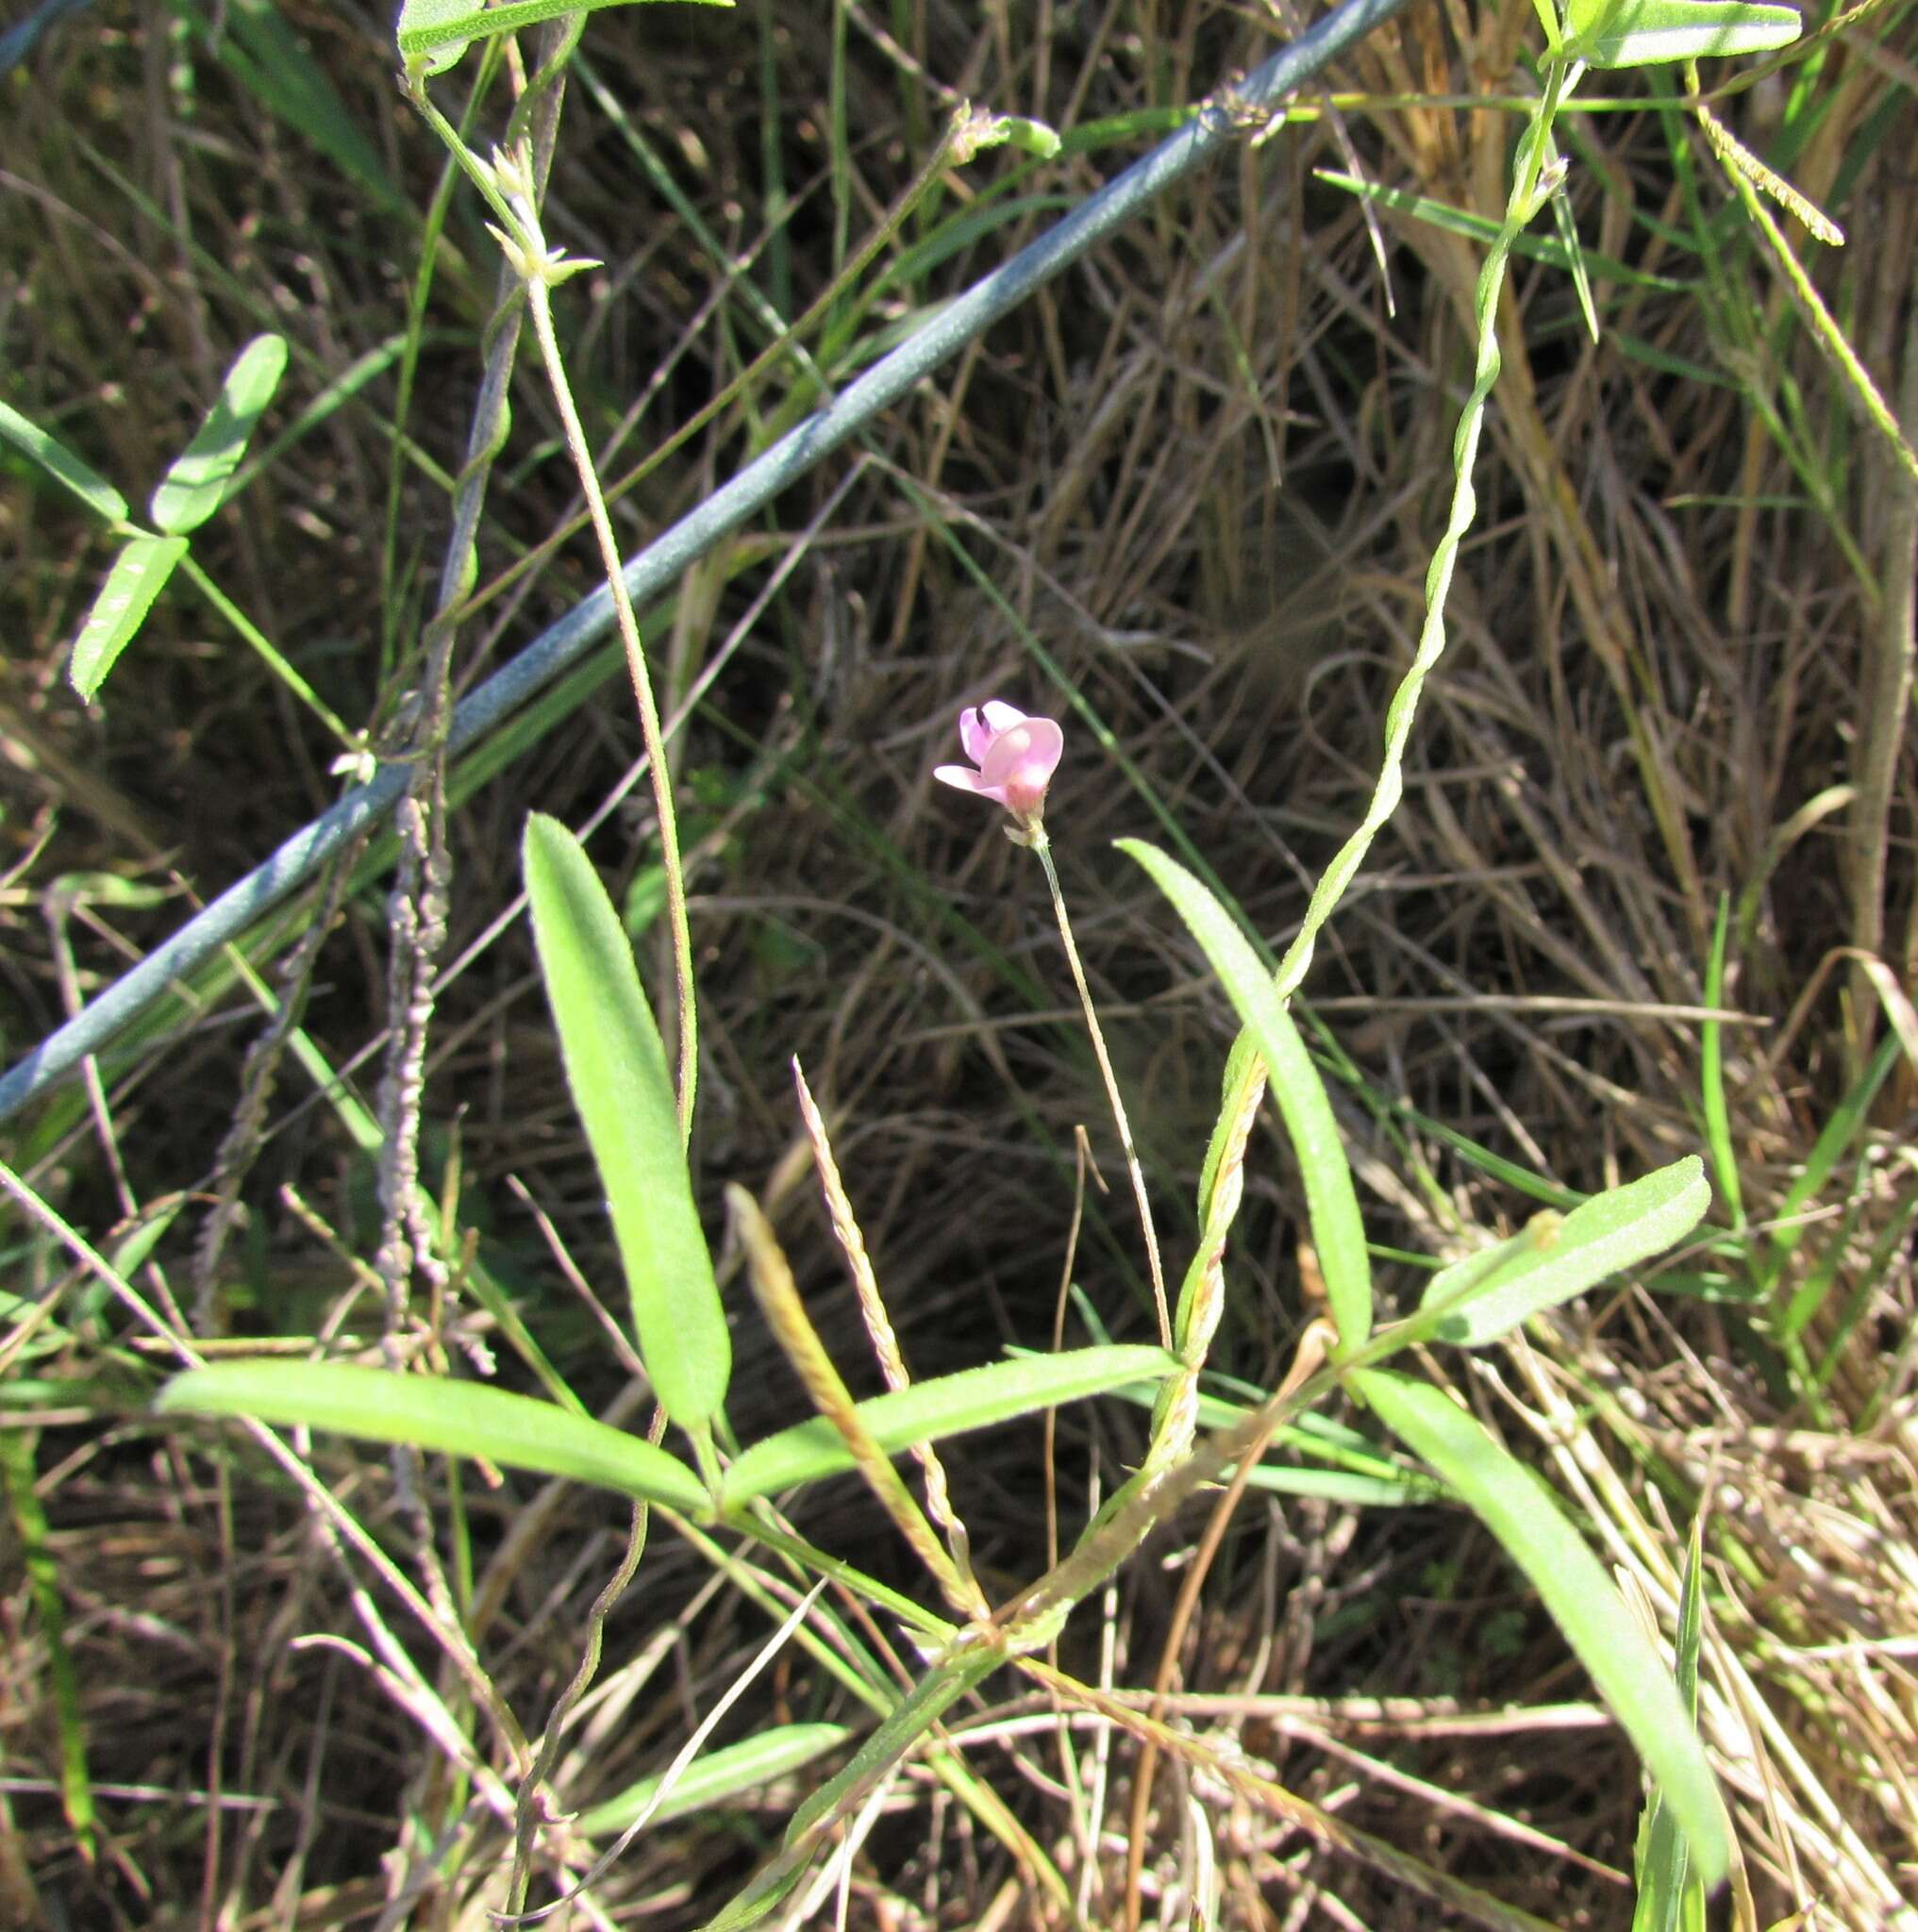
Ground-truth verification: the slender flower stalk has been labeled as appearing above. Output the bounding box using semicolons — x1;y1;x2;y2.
935;702;1170;1348
1030;832;1170;1349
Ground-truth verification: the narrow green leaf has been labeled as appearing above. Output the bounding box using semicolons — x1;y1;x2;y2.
150;335;289;535
0;397;128;523
1633;1519;1708;1928
1118;840;1372;1354
787;1644;999;1843
1551;170;1601;342
1421;1158;1710;1347
1;1429;94;1853
697;1858;807;1932
523;813;730;1433
1760;1028;1900;1290
195;0;406;215
398;0;732;77
155;1360;708;1513
1353;1369;1729;1887
1568;0;1799;67
1106;1375;1448;1502
1699;896;1744;1228
720;1344;1175;1508
575;1724;851;1836
69;535;190;700
693;1644;1000;1928
1314;170;1692;292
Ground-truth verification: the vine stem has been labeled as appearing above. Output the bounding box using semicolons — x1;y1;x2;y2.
1188;55;1576;1246
522;265;698;1144
1031;829;1170;1349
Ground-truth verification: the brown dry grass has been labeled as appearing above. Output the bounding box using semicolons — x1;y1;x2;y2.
3;1;1915;1927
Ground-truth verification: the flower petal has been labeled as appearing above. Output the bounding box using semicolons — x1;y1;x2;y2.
978;719;1063;815
958;707;993;765
933;762;988;795
979;699;1028;737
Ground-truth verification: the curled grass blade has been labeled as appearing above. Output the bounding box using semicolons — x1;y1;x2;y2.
1353;1369;1730;1888
155;1360;708;1512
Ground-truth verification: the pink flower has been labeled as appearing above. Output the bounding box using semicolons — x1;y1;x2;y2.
934;701;1064;824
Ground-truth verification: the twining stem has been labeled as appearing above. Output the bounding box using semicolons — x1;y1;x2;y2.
1031;829;1170;1349
1189;56;1575;1244
522;263;698;1145
399;90;700;1143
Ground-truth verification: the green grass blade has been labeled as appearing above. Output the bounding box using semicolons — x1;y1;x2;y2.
1816;1189;1918;1396
575;1723;851;1835
1118;840;1372;1355
0;396;128;523
720;1344;1175;1507
786;1643;999;1843
1633;1518;1709;1928
1316;169;1692;291
0;1429;94;1855
1699;896;1745;1228
1353;1369;1729;1887
155;1360;708;1511
1421;1158;1710;1347
149;334;288;535
1761;1028;1901;1290
68;535;191;700
180;0;408;214
523;813;730;1435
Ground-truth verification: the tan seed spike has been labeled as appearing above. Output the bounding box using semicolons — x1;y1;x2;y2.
725;1184;977;1619
791;1059;983;1610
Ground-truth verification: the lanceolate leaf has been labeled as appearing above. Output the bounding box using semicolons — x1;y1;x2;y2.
1353;1369;1730;1887
156;1360;708;1512
1421;1157;1710;1347
397;0;732;78
720;1345;1175;1508
150;334;289;535
0;397;128;523
1566;0;1799;66
69;535;190;700
524;813;730;1434
1118;840;1372;1354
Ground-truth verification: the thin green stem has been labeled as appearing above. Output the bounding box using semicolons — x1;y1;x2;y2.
180;556;359;749
520;254;698;1145
1031;830;1170;1348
